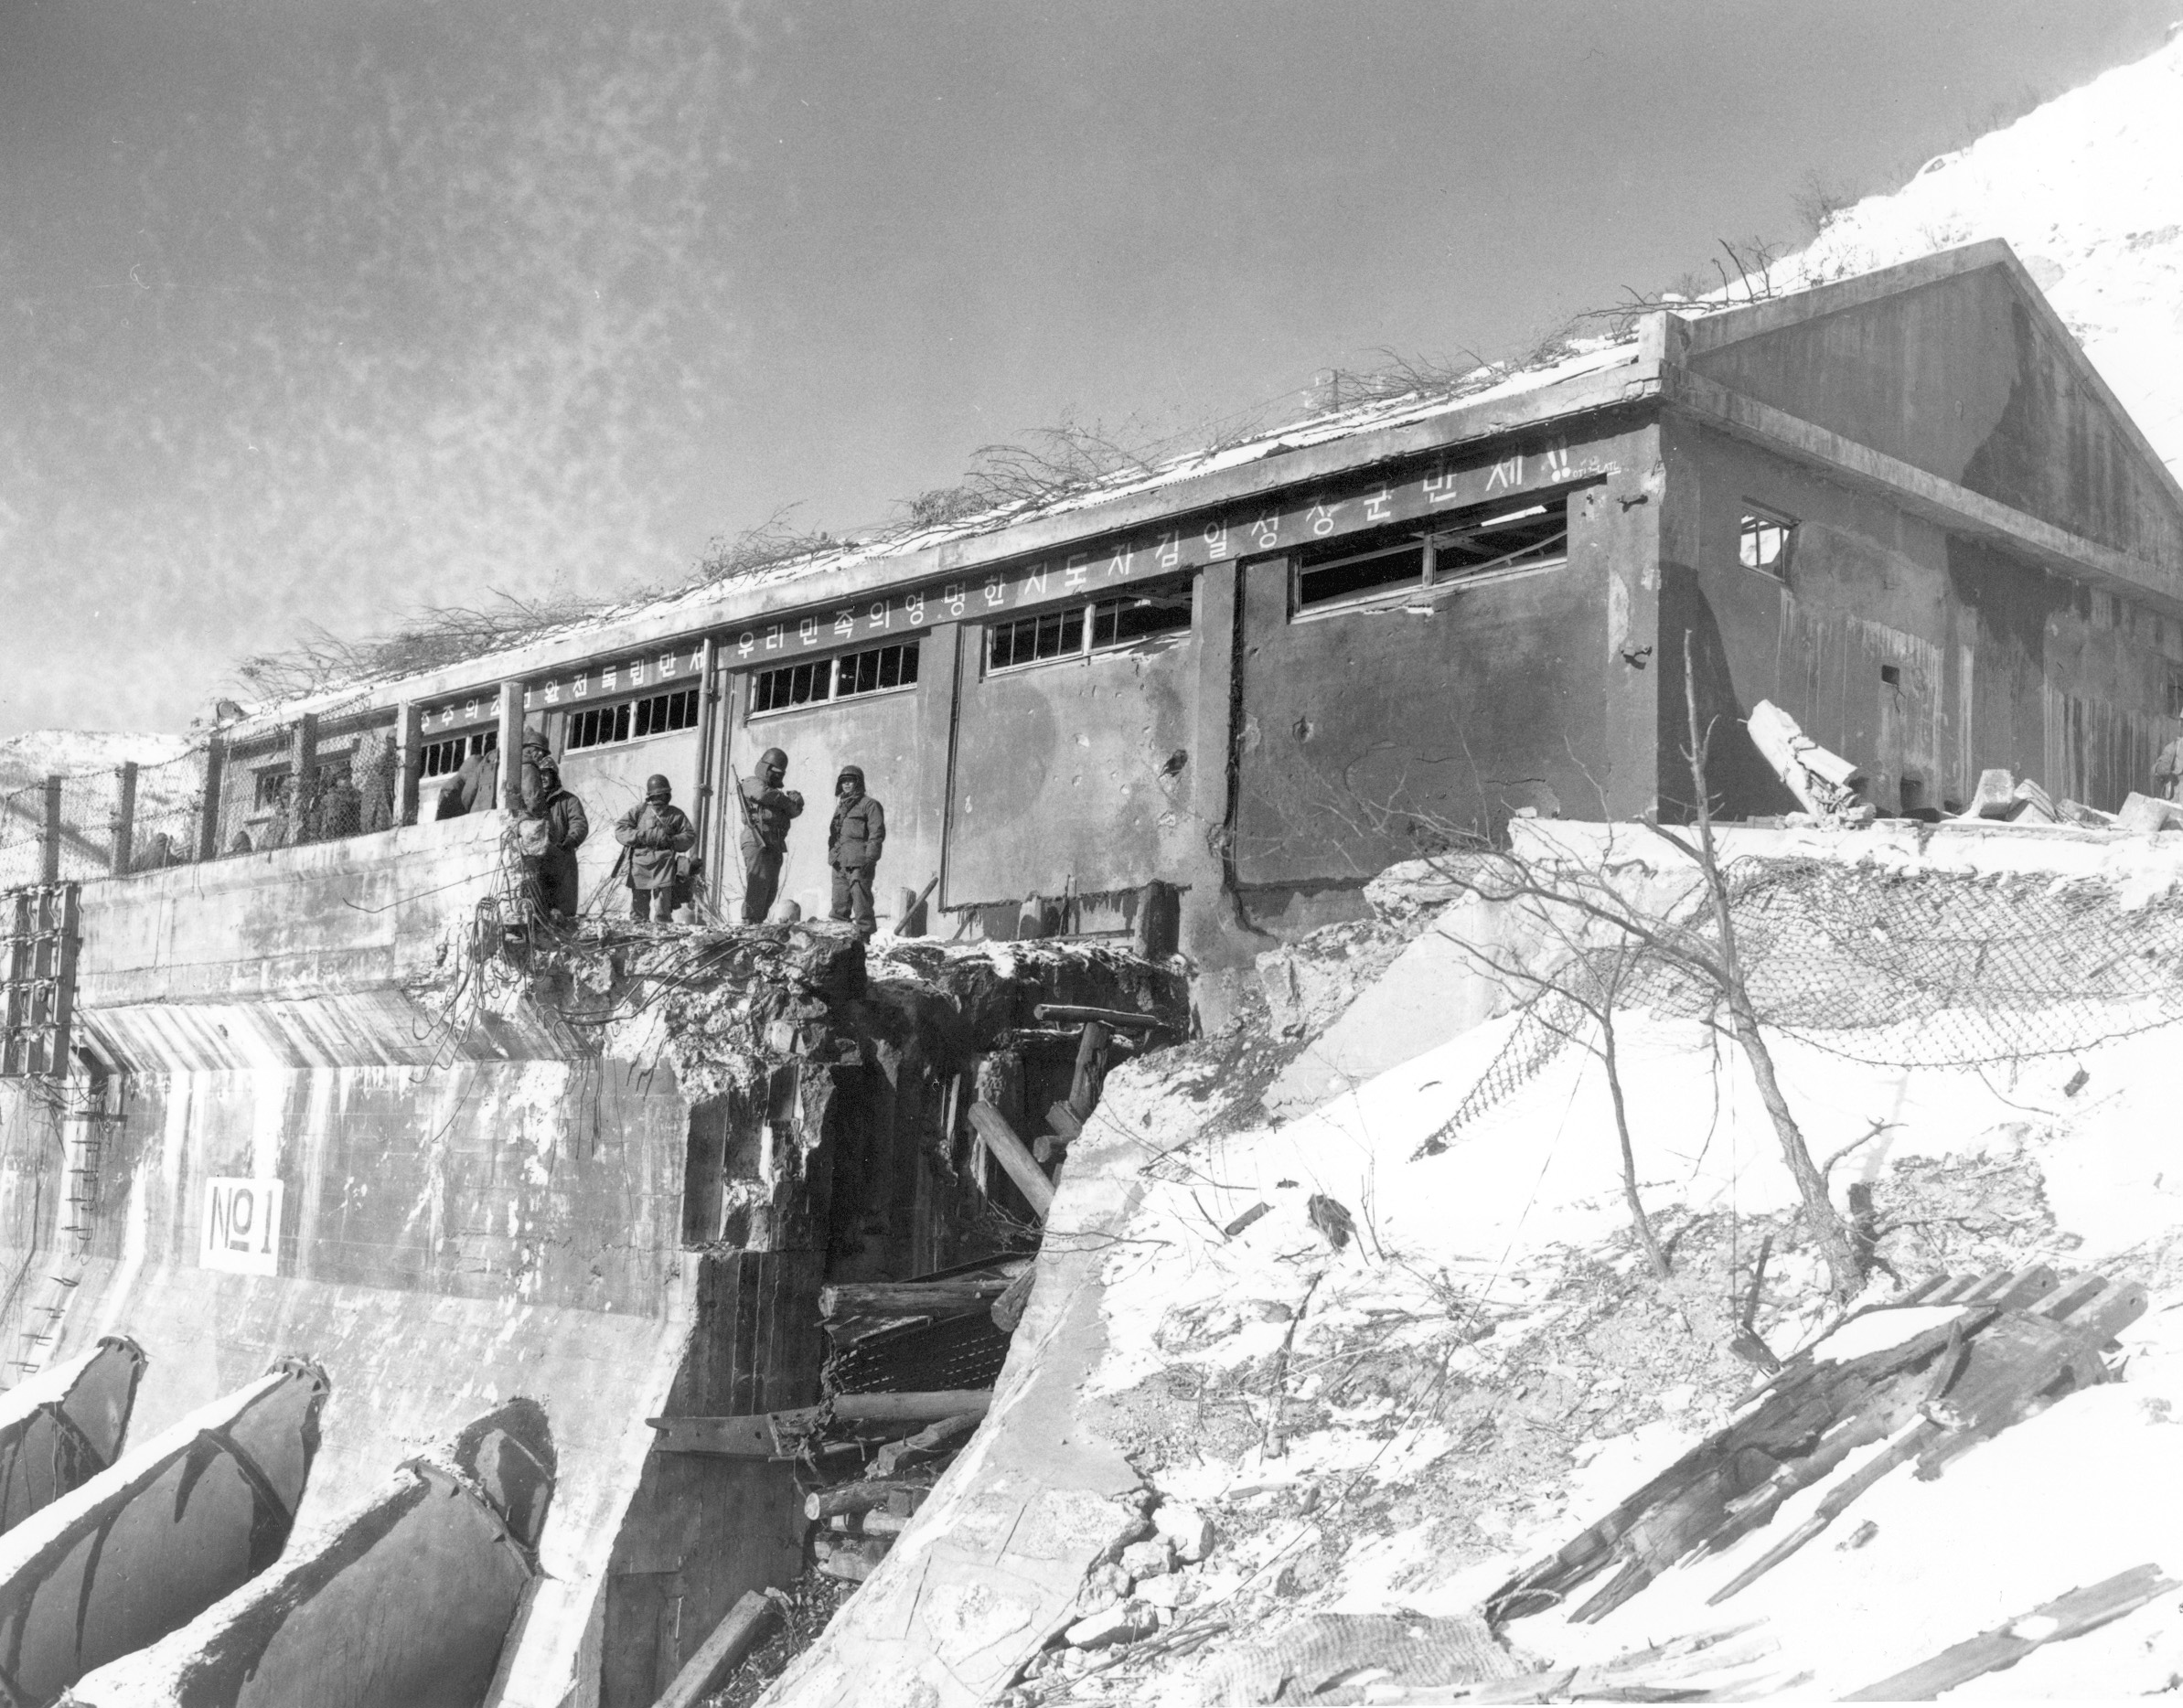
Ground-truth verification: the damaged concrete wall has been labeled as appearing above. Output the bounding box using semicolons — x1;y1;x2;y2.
1685;261;2183;571
944;606;1199;911
1663;418;2183;818
1231;423;1660;893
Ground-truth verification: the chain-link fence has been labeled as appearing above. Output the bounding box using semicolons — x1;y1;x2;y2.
1429;855;2183;1151
0;721;412;886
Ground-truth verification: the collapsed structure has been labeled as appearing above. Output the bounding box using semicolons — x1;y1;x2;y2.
5;237;2183;1703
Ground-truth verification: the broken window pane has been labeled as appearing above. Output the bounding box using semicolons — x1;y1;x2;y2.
988;606;1086;670
833;641;920;699
1294;537;1426;611
1430;501;1570;582
568;686;700;749
748;660;831;717
1091;582;1193;648
1739;509;1795;578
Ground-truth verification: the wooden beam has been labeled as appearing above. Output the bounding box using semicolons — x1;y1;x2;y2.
649;1589;779;1708
966;1101;1055;1218
197;738;226;861
1846;1564;2177;1701
818;1271;1025;1322
110;763;137;876
647;1390;994;1457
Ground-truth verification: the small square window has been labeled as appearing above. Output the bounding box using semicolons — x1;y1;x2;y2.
1739;508;1795;579
1880;664;1900;687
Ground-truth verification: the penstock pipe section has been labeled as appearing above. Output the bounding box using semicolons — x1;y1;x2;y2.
0;1356;329;1708
0;1339;146;1539
66;1397;558;1708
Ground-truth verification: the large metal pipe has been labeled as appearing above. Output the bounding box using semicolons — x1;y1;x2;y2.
63;1398;556;1708
0;1340;145;1537
0;1357;329;1708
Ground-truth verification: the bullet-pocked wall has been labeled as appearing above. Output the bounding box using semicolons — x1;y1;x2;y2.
720;626;955;926
1229;421;1662;900
1663;428;2183;819
942;580;1201;913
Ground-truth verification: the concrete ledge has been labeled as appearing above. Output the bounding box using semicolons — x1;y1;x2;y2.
75;814;509;1007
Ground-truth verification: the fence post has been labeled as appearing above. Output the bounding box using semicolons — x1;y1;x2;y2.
40;776;62;886
291;714;318;841
198;740;227;861
394;700;422;827
110;763;138;876
496;682;526;810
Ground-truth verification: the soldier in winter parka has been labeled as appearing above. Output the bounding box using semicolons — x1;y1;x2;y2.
615;774;698;921
827;764;885;937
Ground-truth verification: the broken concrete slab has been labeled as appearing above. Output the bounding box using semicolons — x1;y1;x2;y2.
2115;792;2183;833
1266;826;1703;1116
1749;699;1868;817
2011;779;2060;825
1063;1600;1157;1649
1972;768;2019;818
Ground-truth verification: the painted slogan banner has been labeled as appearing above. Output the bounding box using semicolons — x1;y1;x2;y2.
422;442;1617;730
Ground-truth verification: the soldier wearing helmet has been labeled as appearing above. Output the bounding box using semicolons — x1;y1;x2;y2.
614;774;698;922
736;746;804;923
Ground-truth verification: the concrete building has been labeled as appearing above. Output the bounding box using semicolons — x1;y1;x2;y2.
192;239;2183;1000
4;238;2183;1704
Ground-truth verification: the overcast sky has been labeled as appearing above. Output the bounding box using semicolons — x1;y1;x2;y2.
3;0;2177;738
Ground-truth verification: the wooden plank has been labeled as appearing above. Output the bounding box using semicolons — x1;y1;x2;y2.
805;1482;926;1523
1067;1021;1111;1120
819;1275;1022;1322
872;1410;983;1478
647;1390;994;1457
1846;1564;2177;1701
967;1102;1056;1218
648;1589;779;1708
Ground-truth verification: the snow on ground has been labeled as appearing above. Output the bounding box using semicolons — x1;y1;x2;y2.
1046;995;2183;1700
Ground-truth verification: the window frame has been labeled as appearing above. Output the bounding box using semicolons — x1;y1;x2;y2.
564;684;702;753
985;578;1194;676
1738;504;1797;582
1289;492;1576;620
745;638;923;721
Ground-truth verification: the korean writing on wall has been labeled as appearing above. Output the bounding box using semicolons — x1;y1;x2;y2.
420;439;1617;721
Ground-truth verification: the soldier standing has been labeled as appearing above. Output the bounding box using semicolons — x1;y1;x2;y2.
736;746;804;924
615;774;698;922
527;760;590;922
827;764;885;938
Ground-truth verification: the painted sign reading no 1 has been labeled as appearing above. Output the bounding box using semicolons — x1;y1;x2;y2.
201;1178;284;1276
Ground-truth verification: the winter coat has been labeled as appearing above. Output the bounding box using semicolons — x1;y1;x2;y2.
615;800;697;889
828;777;885;872
531;785;590;861
737;774;805;854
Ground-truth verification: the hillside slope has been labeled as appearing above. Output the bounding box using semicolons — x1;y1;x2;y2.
1777;27;2183;475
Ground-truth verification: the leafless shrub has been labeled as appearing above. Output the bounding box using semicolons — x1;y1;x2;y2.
1792;170;1862;239
233;586;627;699
692;505;837;585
